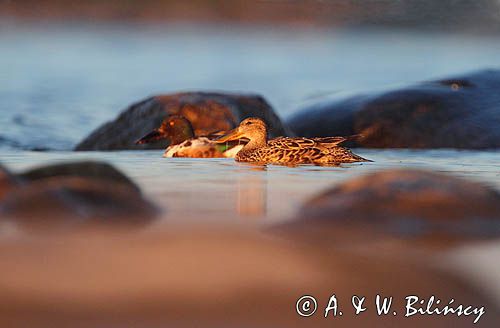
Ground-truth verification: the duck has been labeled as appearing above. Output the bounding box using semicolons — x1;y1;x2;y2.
136;115;244;158
215;117;371;165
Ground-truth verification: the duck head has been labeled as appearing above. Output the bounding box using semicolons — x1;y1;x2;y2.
136;115;195;146
215;117;267;147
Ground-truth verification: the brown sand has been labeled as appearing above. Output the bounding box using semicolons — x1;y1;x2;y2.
0;225;497;327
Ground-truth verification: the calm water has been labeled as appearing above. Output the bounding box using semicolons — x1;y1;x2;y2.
1;149;499;222
1;23;500;221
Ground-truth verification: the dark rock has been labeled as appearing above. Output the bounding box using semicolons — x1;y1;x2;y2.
287;69;500;149
19;161;140;193
0;177;157;229
0;165;18;201
0;161;158;229
284;169;500;243
75;92;292;151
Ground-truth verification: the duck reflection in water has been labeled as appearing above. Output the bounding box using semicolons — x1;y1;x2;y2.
236;164;267;218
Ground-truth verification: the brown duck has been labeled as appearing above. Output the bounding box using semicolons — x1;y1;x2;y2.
215;117;371;165
136;115;244;158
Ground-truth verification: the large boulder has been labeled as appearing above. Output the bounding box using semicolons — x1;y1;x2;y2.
0;161;158;230
75;92;292;151
282;169;500;244
287;69;500;149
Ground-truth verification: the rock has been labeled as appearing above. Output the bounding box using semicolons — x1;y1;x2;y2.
284;169;500;243
0;227;497;327
75;92;292;151
0;177;157;229
0;165;18;200
19;161;140;193
287;69;500;149
0;161;158;229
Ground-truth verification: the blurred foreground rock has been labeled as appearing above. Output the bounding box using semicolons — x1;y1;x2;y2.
19;161;140;193
287;69;500;149
0;161;158;230
281;169;500;246
0;165;18;200
0;227;497;328
75;92;291;151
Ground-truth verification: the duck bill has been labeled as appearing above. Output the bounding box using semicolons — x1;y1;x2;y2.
215;128;244;143
136;129;167;145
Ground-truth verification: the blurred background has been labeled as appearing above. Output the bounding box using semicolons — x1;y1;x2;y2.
1;3;500;326
1;0;500;150
3;0;500;30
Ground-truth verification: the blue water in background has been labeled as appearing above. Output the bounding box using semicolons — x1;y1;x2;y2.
2;23;500;150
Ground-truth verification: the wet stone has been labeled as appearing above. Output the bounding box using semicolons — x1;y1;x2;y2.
75;92;292;151
281;169;500;244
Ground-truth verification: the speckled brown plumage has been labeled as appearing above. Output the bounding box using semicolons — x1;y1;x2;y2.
236;137;368;164
216;117;371;165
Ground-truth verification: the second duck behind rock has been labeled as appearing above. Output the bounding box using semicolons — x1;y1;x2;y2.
216;117;371;165
137;115;244;158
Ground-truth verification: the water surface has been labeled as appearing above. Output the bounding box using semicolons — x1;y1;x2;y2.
2;149;499;222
